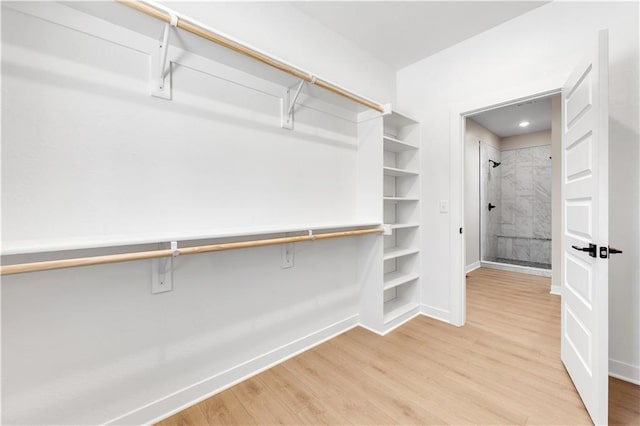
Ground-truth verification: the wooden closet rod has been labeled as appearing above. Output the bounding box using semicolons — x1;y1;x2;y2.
117;0;385;113
0;228;382;276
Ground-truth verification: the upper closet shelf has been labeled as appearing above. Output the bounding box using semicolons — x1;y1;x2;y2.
63;1;385;116
383;136;419;152
1;221;381;256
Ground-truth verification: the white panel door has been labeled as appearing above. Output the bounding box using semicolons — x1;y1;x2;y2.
561;30;609;425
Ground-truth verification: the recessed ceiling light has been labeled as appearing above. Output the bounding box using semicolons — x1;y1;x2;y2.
519;121;530;128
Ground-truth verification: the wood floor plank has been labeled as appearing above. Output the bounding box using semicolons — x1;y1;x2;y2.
295;348;399;424
610;377;640;425
198;389;256;425
258;364;351;425
156;405;208;426
230;377;302;424
157;268;639;425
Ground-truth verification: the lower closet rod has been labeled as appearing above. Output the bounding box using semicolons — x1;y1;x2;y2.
0;227;382;276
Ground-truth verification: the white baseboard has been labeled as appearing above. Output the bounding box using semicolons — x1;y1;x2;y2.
420;304;451;323
550;285;562;295
357;322;386;336
105;315;359;425
381;311;421;336
609;358;640;385
465;261;481;274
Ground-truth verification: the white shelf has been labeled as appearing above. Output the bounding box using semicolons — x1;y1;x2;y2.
383;136;418;152
383;197;419;202
384;223;420;230
383;271;419;291
383;167;419;177
383;247;420;260
383;300;420;324
1;221;381;256
383;110;419;128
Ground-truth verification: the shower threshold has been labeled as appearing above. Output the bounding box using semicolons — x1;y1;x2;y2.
494;258;550;270
481;259;551;277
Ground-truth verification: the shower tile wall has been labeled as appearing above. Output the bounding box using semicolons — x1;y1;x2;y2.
480;143;501;261
498;145;552;267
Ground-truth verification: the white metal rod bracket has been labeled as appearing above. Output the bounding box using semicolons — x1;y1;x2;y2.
151;241;177;294
149;15;178;100
281;79;305;130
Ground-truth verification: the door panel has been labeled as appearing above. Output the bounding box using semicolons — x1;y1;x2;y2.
561;30;609;425
565;254;592;305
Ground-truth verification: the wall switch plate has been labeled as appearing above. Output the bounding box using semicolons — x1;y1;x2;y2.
282;243;294;268
151;258;173;294
439;200;449;213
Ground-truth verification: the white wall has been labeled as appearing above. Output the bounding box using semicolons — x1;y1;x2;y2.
398;1;639;381
464;118;501;268
501;129;551;151
0;2;394;424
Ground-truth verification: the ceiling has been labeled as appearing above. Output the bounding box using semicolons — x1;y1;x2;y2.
469;95;553;138
292;2;548;69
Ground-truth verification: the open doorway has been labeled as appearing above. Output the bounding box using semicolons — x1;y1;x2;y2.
464;94;560;279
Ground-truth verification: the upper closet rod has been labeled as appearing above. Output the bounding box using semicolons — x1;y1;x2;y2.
118;0;385;113
0;227;382;276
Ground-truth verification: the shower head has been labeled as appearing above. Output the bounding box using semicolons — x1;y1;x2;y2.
489;159;501;168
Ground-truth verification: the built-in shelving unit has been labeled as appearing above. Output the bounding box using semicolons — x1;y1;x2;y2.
381;111;421;329
356;108;420;335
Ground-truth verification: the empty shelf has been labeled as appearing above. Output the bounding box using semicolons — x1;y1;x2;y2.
383;271;420;291
383;167;419;177
383;136;418;152
384;197;419;202
385;223;420;230
383;300;419;324
383;111;419;128
383;246;420;260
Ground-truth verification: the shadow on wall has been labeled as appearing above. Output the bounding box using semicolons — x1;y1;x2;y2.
608;116;640;365
2;62;358;151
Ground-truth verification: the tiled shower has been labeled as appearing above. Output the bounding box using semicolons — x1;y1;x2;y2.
480;143;552;269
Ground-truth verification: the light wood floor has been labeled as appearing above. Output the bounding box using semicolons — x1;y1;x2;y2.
159;268;640;425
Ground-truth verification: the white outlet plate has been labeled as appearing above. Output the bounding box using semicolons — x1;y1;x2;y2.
282;243;294;268
151;258;173;294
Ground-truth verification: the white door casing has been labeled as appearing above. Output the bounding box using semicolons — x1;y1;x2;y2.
561;29;609;425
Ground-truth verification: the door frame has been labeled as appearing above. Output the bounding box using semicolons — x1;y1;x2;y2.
449;78;563;326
